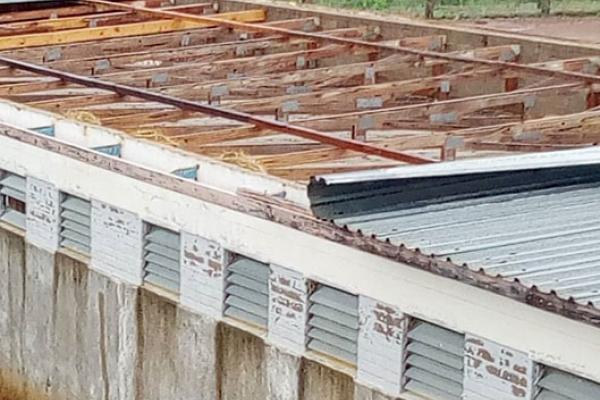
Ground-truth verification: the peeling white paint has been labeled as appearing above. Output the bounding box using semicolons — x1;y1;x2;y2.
25;177;60;252
464;335;538;400
268;264;308;355
90;200;143;285
357;296;406;396
180;232;226;319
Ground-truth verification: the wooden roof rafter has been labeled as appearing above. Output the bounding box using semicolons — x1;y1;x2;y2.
0;0;597;180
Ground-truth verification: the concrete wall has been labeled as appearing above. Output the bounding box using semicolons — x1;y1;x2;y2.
0;227;386;400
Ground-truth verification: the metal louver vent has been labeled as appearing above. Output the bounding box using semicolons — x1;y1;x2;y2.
404;321;465;400
143;225;181;293
307;285;358;364
0;172;26;229
536;368;600;400
60;194;91;254
224;256;269;328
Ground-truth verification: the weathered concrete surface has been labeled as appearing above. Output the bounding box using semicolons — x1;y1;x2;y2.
354;384;397;400
0;228;138;400
0;227;27;400
0;230;56;400
51;253;138;400
137;289;218;400
0;227;395;400
302;359;354;400
218;323;268;400
265;346;302;400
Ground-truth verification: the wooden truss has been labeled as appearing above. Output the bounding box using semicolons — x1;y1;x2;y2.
0;0;598;181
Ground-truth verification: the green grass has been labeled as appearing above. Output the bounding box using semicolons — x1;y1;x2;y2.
310;0;600;18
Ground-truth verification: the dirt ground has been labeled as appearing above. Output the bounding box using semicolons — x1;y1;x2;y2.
283;0;600;45
458;17;600;44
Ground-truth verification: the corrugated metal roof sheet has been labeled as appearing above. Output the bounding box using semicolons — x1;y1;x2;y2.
308;148;600;308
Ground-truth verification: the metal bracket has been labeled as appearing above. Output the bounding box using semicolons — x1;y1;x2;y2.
356;97;383;110
513;130;542;143
296;56;306;69
440;80;451;93
180;34;191;47
44;48;62;62
430;112;458;125
286;85;311;95
277;100;300;121
523;95;537;110
441;136;464;161
151;72;169;85
93;59;110;75
364;66;376;85
208;84;229;105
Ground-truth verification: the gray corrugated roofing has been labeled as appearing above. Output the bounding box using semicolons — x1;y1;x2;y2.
308;148;600;308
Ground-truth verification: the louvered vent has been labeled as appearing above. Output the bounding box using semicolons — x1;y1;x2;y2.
224;256;269;328
404;320;465;400
143;225;181;293
307;285;358;364
60;194;91;254
536;367;600;400
0;172;26;229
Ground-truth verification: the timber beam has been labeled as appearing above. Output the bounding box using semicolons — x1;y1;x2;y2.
0;55;434;164
83;0;600;84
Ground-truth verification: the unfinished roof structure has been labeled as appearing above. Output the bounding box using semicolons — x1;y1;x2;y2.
1;1;600;398
0;0;598;179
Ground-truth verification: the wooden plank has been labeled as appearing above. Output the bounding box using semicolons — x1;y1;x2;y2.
222;56;598;116
0;9;266;50
0;5;101;24
0;11;150;36
381;35;446;51
102;44;375;86
296;83;587;131
42;27;366;75
153;44;521;100
84;0;600;84
457;110;600;146
2;17;320;62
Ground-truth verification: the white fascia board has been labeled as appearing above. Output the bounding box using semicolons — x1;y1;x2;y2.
2;134;600;383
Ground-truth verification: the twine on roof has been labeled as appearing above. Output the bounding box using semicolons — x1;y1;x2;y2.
63;110;102;126
218;151;265;173
132;127;180;147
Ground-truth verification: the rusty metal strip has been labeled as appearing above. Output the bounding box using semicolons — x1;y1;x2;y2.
0;56;434;164
82;0;600;84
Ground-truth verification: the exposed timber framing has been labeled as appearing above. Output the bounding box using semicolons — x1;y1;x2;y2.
0;55;434;164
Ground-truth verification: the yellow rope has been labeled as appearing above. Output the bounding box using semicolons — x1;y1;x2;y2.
63;110;102;126
132;127;180;147
218;151;265;172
